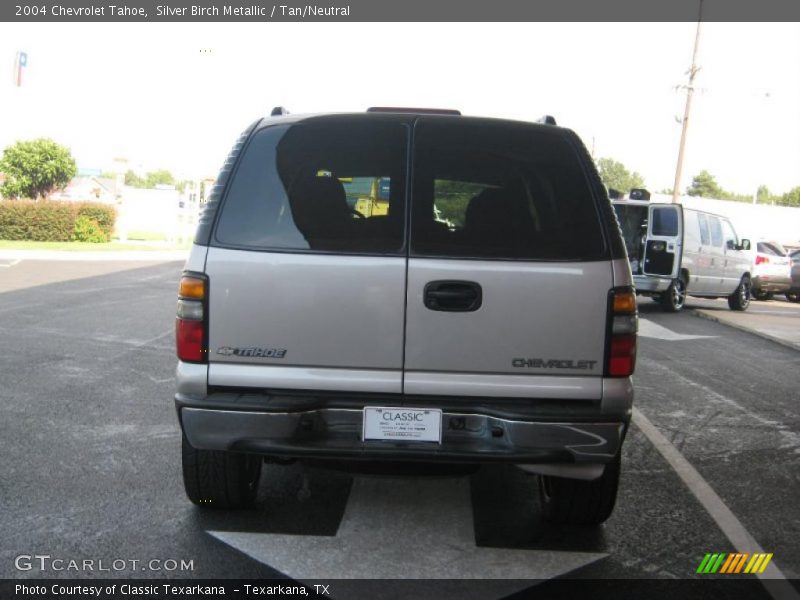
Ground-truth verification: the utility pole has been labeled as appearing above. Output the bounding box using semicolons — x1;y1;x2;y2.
671;0;704;204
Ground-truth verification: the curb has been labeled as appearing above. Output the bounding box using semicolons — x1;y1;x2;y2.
691;309;800;352
0;250;189;262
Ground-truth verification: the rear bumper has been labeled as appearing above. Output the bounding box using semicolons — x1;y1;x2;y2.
176;393;628;465
752;275;791;293
633;275;671;293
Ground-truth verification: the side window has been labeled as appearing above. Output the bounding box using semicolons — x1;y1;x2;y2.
411;120;604;260
341;177;392;218
708;216;723;248
650;207;679;236
214;122;407;253
697;214;711;245
721;220;738;249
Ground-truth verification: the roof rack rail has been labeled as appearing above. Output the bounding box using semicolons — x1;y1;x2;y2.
270;106;289;116
536;115;557;125
367;107;461;115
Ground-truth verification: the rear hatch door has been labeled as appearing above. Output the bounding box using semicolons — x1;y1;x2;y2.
403;118;613;400
205;118;410;394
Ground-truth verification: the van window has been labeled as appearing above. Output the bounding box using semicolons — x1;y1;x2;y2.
613;204;648;259
410;119;604;260
721;220;738;248
708;216;723;247
697;213;711;245
214;121;407;253
650;206;679;236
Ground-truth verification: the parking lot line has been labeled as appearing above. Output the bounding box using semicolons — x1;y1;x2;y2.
632;407;799;600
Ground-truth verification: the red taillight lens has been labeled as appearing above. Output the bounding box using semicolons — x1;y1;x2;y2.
607;288;637;377
755;255;768;265
176;318;205;362
609;335;637;377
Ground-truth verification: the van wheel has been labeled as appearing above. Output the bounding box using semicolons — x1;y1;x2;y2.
538;453;620;526
728;277;751;311
182;434;262;509
660;277;686;312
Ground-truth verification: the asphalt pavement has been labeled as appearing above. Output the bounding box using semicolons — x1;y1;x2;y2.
0;259;798;599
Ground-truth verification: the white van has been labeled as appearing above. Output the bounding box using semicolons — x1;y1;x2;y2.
612;197;752;312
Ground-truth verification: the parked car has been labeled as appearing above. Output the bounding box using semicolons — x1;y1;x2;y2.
612;198;752;312
751;241;791;300
787;248;800;302
174;108;637;526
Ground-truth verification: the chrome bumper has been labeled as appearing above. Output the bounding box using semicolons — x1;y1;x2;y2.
179;406;625;464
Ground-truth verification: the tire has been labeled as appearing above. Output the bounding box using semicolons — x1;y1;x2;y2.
753;289;771;301
538;453;621;527
659;277;686;312
728;277;751;311
182;434;262;509
787;291;800;303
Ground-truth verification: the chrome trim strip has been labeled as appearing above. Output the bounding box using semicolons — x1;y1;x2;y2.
208;364;402;394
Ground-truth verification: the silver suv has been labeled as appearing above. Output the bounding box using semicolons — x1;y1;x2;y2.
175;108;637;526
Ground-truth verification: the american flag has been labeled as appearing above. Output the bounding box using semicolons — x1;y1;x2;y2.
13;51;27;87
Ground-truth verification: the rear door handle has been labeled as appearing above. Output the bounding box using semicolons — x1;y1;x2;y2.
424;280;482;312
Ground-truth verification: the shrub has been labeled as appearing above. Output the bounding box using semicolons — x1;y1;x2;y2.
76;203;116;241
0;200;77;241
0;200;116;242
71;215;107;243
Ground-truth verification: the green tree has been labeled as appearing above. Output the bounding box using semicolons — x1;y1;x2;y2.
0;138;77;200
756;185;771;204
124;169;176;189
124;170;145;187
686;170;725;198
145;169;175;188
595;158;646;195
778;186;800;207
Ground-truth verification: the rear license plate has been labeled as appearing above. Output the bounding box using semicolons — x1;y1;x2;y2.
362;407;442;443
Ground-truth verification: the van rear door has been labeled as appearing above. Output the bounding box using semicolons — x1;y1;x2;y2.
643;204;683;280
403;118;612;401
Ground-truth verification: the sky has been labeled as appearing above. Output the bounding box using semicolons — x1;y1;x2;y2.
0;22;798;195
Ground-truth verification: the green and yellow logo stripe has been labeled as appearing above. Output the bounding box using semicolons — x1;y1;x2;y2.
697;552;773;574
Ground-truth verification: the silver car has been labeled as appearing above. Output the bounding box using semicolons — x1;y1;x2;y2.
751;241;792;300
174;108;636;526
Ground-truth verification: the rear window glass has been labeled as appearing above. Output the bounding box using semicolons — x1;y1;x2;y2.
410;120;605;260
650;207;679;236
214;121;407;253
758;242;786;256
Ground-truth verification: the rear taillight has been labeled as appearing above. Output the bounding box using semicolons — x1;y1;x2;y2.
755;255;769;265
606;287;637;377
176;274;207;363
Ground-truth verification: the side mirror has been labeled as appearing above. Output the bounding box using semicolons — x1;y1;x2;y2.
737;239;751;251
